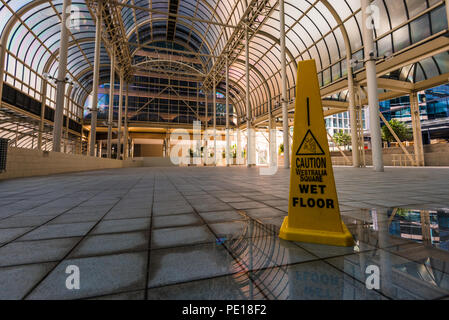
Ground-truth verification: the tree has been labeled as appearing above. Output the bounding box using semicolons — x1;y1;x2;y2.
279;143;284;155
333;131;352;150
381;119;412;143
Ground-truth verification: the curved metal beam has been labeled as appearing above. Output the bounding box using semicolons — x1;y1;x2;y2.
0;0;50;102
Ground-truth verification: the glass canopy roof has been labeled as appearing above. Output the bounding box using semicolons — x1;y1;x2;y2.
0;0;448;124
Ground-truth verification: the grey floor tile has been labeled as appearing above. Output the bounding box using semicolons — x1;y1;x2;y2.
218;196;251;203
258;216;286;229
91;218;150;235
199;210;245;223
275;206;289;212
18;222;96;241
90;290;145;300
0;262;56;299
247;194;282;201
70;231;149;258
66;205;113;215
27;252;148;300
262;199;288;207
151;225;216;249
147;274;265;300
148;243;234;288
251;261;386;300
104;207;150;220
0;227;33;244
244;207;286;219
153;214;201;229
229;202;268;210
152;205;194;216
192;202;233;212
0;237;81;267
49;212;105;224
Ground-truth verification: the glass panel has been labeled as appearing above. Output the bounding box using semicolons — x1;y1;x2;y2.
410;14;431;44
392;25;410;52
431;5;448;34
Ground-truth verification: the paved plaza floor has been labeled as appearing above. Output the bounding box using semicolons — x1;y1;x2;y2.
0;166;449;300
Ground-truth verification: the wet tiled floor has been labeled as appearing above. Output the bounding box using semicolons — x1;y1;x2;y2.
0;166;449;300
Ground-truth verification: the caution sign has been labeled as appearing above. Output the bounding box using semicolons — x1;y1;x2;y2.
279;60;354;247
296;130;325;156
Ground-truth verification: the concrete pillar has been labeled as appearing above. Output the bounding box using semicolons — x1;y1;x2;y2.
117;71;124;160
214;79;218;166
63;84;72;153
245;25;253;167
38;79;47;151
107;51;115;158
361;0;384;172
89;1;102;157
280;0;290;169
225;57;231;167
410;92;425;166
131;139;135;158
237;127;242;165
268;101;276;168
205;87;208;165
124;83;129;160
52;0;72;152
348;80;360;168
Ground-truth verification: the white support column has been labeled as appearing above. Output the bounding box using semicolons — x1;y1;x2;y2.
410;92;425;166
89;1;102;157
38;79;47;151
237;126;242;165
348;75;360;168
361;0;384;172
63;84;72;153
280;0;290;169
268;101;276;168
214;78;218;166
245;25;253;167
52;0;72;152
107;50;115;158
204;87;208;165
117;70;124;160
225;57;231;167
124;83;129;160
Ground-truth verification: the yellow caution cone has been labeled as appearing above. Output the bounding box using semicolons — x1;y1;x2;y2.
279;60;354;247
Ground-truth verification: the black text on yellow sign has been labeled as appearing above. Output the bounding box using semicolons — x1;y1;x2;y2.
279;60;354;247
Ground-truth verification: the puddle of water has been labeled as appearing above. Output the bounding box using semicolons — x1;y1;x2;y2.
350;207;449;252
386;208;449;251
209;208;449;299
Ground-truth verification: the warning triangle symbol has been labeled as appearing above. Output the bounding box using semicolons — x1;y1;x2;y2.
296;129;325;156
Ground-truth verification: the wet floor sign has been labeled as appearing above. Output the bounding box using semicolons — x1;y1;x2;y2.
279;60;354;247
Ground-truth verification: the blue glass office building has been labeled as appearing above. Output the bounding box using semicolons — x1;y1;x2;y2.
380;84;449;143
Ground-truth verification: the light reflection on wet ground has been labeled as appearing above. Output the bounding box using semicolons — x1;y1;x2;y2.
192;208;449;300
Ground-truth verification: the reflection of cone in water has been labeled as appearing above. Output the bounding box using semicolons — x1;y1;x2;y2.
279;59;354;247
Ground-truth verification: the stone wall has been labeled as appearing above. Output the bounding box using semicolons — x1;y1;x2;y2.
134;157;176;167
330;143;449;166
0;147;144;180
